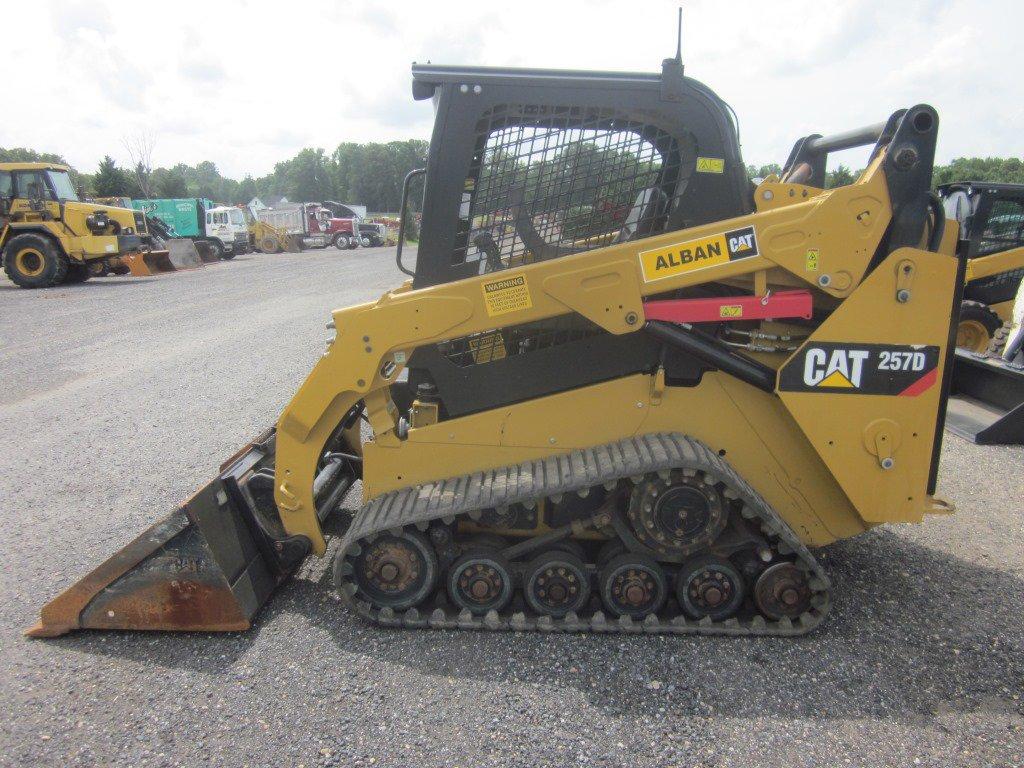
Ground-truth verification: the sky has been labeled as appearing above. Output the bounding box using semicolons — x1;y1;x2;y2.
6;0;1023;179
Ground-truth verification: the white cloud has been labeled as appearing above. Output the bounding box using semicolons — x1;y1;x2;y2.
2;0;1021;178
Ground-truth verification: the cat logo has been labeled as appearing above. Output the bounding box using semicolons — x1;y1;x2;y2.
802;347;869;388
639;225;759;282
779;342;940;396
726;227;757;257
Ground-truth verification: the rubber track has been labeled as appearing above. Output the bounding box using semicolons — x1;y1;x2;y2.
337;433;831;636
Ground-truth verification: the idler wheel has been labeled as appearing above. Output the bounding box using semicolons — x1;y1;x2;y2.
598;553;667;619
523;551;591;618
675;554;745;621
447;550;514;615
754;561;812;620
628;474;727;558
352;530;438;611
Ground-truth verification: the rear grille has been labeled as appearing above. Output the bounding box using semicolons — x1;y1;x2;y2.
439;315;604;368
133;211;147;233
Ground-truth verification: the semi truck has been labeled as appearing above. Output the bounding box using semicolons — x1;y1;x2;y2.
322;200;379;247
132;198;249;259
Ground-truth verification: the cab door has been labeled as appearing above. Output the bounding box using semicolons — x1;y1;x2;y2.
0;170;11;227
9;170;61;221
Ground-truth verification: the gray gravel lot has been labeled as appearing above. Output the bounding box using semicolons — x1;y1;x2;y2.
1;249;1022;768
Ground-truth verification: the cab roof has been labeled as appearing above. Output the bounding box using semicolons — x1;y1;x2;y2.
0;161;71;172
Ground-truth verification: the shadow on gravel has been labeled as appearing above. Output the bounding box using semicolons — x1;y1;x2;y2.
302;526;1024;722
67;524;1024;723
0;279;156;291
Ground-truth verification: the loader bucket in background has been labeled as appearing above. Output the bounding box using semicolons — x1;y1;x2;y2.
945;350;1024;444
27;431;301;637
166;239;205;270
195;241;220;263
119;250;177;277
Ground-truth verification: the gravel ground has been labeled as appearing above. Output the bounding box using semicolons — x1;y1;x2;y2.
1;249;1022;768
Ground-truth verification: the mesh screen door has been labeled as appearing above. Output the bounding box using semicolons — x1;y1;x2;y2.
454;104;684;272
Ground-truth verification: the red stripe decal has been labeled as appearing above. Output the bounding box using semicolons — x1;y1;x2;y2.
897;367;937;397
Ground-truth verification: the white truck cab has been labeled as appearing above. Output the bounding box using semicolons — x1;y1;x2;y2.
205;206;249;258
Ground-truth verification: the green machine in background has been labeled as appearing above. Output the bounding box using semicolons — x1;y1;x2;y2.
132;198;248;259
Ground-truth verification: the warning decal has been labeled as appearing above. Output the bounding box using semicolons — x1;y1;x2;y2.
638;225;759;283
719;305;743;318
482;274;533;317
696;157;725;173
778;342;940;396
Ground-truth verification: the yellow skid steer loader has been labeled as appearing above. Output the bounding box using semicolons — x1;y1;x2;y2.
30;56;964;639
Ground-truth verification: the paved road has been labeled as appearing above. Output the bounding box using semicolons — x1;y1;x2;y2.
1;250;1021;768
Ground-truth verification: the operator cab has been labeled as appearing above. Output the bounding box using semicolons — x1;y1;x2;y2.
407;61;751;289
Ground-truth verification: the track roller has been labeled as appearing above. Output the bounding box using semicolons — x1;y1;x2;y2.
598;553;667;619
523;551;591;618
753;561;812;620
676;554;745;621
351;530;439;610
446;550;515;615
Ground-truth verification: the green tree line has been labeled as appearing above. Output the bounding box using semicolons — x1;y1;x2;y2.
747;157;1024;189
4;142;1024;210
1;140;428;212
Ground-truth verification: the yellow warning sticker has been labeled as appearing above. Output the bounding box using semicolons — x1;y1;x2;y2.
696;157;725;174
720;305;743;318
805;248;820;271
468;332;507;363
482;274;533;317
638;226;759;283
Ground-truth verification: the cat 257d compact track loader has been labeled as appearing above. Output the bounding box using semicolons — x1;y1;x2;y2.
30;55;964;640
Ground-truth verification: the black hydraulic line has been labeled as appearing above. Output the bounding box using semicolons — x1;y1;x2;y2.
314;459;355;522
927;192;946;251
645;320;777;393
396;168;426;277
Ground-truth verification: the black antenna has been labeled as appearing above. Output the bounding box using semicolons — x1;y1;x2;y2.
674;6;683;64
661;5;685;99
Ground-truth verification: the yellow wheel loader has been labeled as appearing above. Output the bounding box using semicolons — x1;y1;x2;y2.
939;182;1024;353
0;163;170;287
30;57;966;639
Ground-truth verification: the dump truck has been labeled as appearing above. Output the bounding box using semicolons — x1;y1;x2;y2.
31;55;966;639
132;198;248;259
940;182;1024;352
255;203;330;250
1;162;162;288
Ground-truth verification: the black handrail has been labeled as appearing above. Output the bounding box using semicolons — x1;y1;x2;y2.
396;168;426;277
